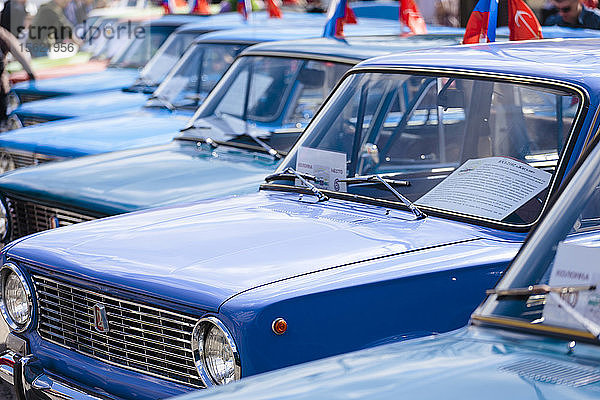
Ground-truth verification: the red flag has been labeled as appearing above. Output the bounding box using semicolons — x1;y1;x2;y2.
463;0;498;44
400;0;427;34
508;0;542;41
266;0;282;18
192;0;211;15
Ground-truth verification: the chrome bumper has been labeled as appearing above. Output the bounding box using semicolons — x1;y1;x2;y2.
0;350;109;400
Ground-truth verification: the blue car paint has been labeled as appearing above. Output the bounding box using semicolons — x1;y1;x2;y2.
2;39;598;400
9;13;339;124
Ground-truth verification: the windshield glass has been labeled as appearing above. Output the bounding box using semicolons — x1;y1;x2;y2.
185;55;350;147
148;42;245;109
272;72;581;226
109;27;171;69
476;170;600;341
138;32;198;86
88;20;140;61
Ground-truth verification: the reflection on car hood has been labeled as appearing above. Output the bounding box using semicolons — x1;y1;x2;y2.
0;109;192;157
0;141;278;214
181;327;600;400
14;90;148;119
12;68;139;95
7;191;508;311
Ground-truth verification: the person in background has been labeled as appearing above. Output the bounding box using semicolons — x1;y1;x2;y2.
0;0;27;38
27;0;82;56
0;26;33;129
545;0;600;28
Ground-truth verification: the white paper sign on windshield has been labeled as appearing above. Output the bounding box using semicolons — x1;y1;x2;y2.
542;242;600;329
416;157;552;221
296;147;347;192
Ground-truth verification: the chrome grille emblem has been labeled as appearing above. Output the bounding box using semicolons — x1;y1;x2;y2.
93;303;109;333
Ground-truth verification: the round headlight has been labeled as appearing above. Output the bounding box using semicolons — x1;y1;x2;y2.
7;115;22;131
0;263;33;332
0;151;15;174
192;317;241;386
7;92;19;115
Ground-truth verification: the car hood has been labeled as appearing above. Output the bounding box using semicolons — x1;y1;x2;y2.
12;68;139;95
7;191;504;312
182;327;600;400
0;109;192;157
15;89;148;119
0;141;278;215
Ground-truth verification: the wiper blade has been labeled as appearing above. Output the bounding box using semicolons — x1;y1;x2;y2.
176;135;219;149
340;175;426;220
148;94;174;112
265;167;328;202
487;284;596;298
240;133;282;160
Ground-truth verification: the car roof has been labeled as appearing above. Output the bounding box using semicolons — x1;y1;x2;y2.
357;38;600;87
146;14;208;27
239;34;464;62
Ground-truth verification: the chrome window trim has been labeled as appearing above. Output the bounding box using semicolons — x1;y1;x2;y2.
272;66;590;233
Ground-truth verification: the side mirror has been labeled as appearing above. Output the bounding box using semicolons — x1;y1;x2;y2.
298;68;325;89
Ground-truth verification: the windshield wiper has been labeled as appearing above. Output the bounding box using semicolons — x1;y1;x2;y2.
489;284;600;338
176;135;219;149
340;175;426;220
264;167;328;202
239;133;282;160
148;94;174;112
487;284;596;298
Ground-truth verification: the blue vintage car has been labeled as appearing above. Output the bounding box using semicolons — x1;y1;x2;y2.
0;38;596;400
7;15;199;111
0;34;462;242
0;22;434;171
170;104;600;400
7;12;338;128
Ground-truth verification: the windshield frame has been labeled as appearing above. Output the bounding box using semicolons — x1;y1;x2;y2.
260;66;590;233
185;52;359;129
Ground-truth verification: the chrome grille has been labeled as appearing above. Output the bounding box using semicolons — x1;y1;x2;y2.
33;275;203;387
2;149;58;168
18;93;50;103
21;116;50;127
6;197;96;239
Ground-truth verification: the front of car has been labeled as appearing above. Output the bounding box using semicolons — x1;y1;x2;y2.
174;90;600;400
0;34;463;244
0;39;597;399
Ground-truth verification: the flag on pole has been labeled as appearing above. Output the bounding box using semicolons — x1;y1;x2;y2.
190;0;211;14
266;0;282;18
323;0;357;38
508;0;542;41
463;0;498;44
400;0;427;34
238;0;250;20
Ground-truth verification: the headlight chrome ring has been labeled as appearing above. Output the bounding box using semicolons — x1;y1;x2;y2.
6;92;19;115
0;151;16;174
7;115;22;131
0;197;10;243
191;316;241;387
0;263;33;332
